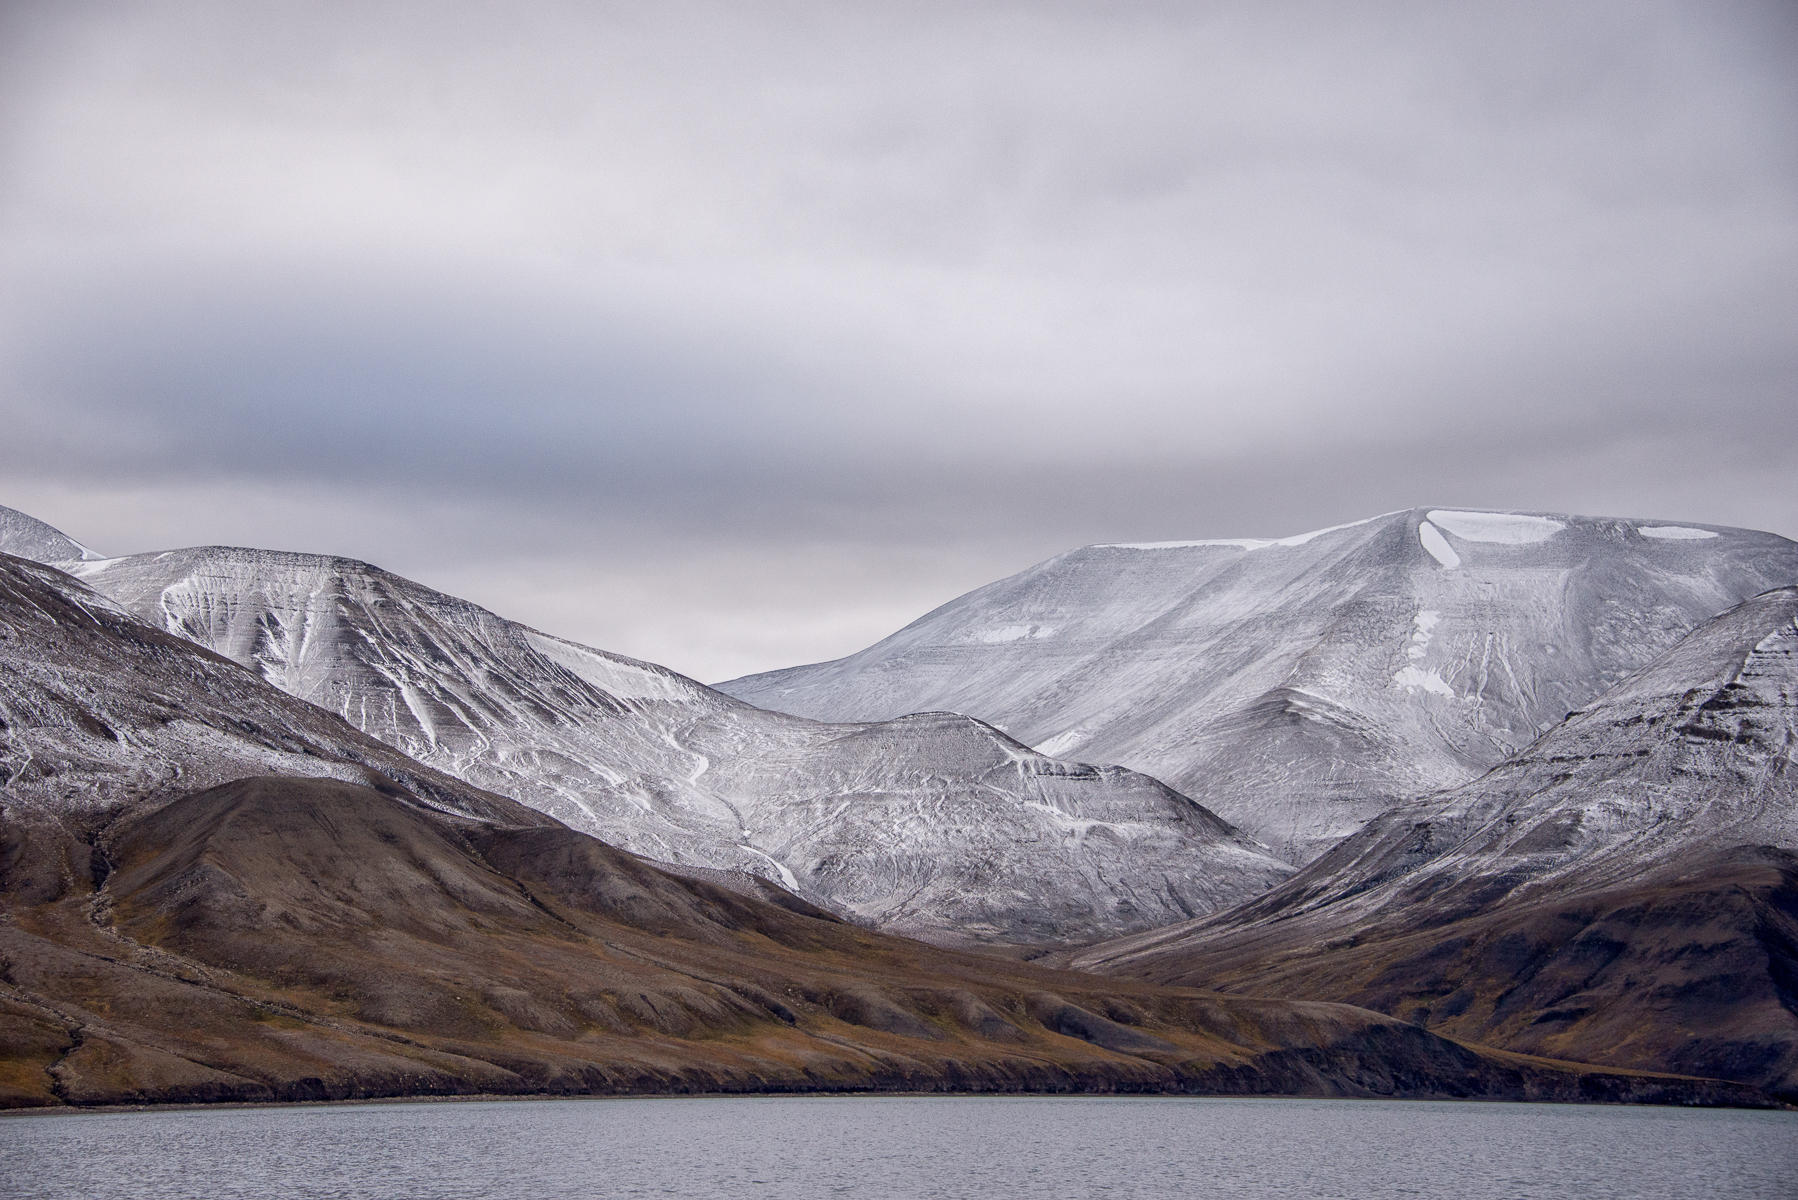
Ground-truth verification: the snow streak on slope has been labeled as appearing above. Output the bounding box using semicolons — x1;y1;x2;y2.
722;509;1798;862
66;544;1290;944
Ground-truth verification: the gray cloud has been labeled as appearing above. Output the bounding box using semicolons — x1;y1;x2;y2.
3;0;1795;679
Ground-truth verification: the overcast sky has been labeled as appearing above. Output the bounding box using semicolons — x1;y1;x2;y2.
3;1;1794;681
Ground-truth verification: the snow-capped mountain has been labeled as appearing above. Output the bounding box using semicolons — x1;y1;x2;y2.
1068;586;1798;1094
2;513;1289;945
1087;584;1798;955
721;509;1798;862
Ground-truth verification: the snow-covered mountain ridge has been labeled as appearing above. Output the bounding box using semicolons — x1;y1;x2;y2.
1;516;1289;945
721;508;1798;861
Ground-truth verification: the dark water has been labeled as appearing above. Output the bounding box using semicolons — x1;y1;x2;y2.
2;1096;1793;1199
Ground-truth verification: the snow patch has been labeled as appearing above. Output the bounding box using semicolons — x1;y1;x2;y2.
1033;727;1087;757
1099;512;1398;553
1392;665;1455;697
1103;538;1272;551
1638;525;1718;540
1427;510;1565;544
1418;522;1461;568
61;558;120;580
526;632;696;702
742;844;800;892
1024;800;1108;838
1407;610;1440;660
969;623;1057;644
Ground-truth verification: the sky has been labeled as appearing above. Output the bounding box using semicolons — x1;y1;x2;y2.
2;1;1794;682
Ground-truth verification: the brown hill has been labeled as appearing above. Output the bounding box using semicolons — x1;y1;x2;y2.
1;776;1759;1109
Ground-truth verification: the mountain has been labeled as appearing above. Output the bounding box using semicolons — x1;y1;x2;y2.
720;509;1798;862
1067;587;1798;1098
7;553;1739;1109
3;515;1290;945
0;551;525;832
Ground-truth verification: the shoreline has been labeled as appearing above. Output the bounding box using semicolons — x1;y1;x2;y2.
8;1084;1791;1119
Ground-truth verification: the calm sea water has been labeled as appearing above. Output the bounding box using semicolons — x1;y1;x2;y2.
2;1095;1793;1200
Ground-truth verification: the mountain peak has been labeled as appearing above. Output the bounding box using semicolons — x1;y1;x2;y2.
0;503;102;564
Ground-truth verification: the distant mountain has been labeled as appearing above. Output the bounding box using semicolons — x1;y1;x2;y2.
0;505;100;565
1068;587;1798;1098
9;553;1725;1109
721;509;1798;862
0;508;1289;945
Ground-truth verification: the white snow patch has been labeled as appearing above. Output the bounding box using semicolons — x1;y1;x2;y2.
61;557;121;580
525;632;696;702
1426;510;1565;544
1638;525;1718;540
969;623;1057;644
396;681;439;746
1407;610;1440;660
1102;537;1273;551
1025;800;1107;838
1099;511;1400;553
1033;727;1087;757
41;537;104;563
1392;665;1455;697
1418;522;1461;568
743;845;800;891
